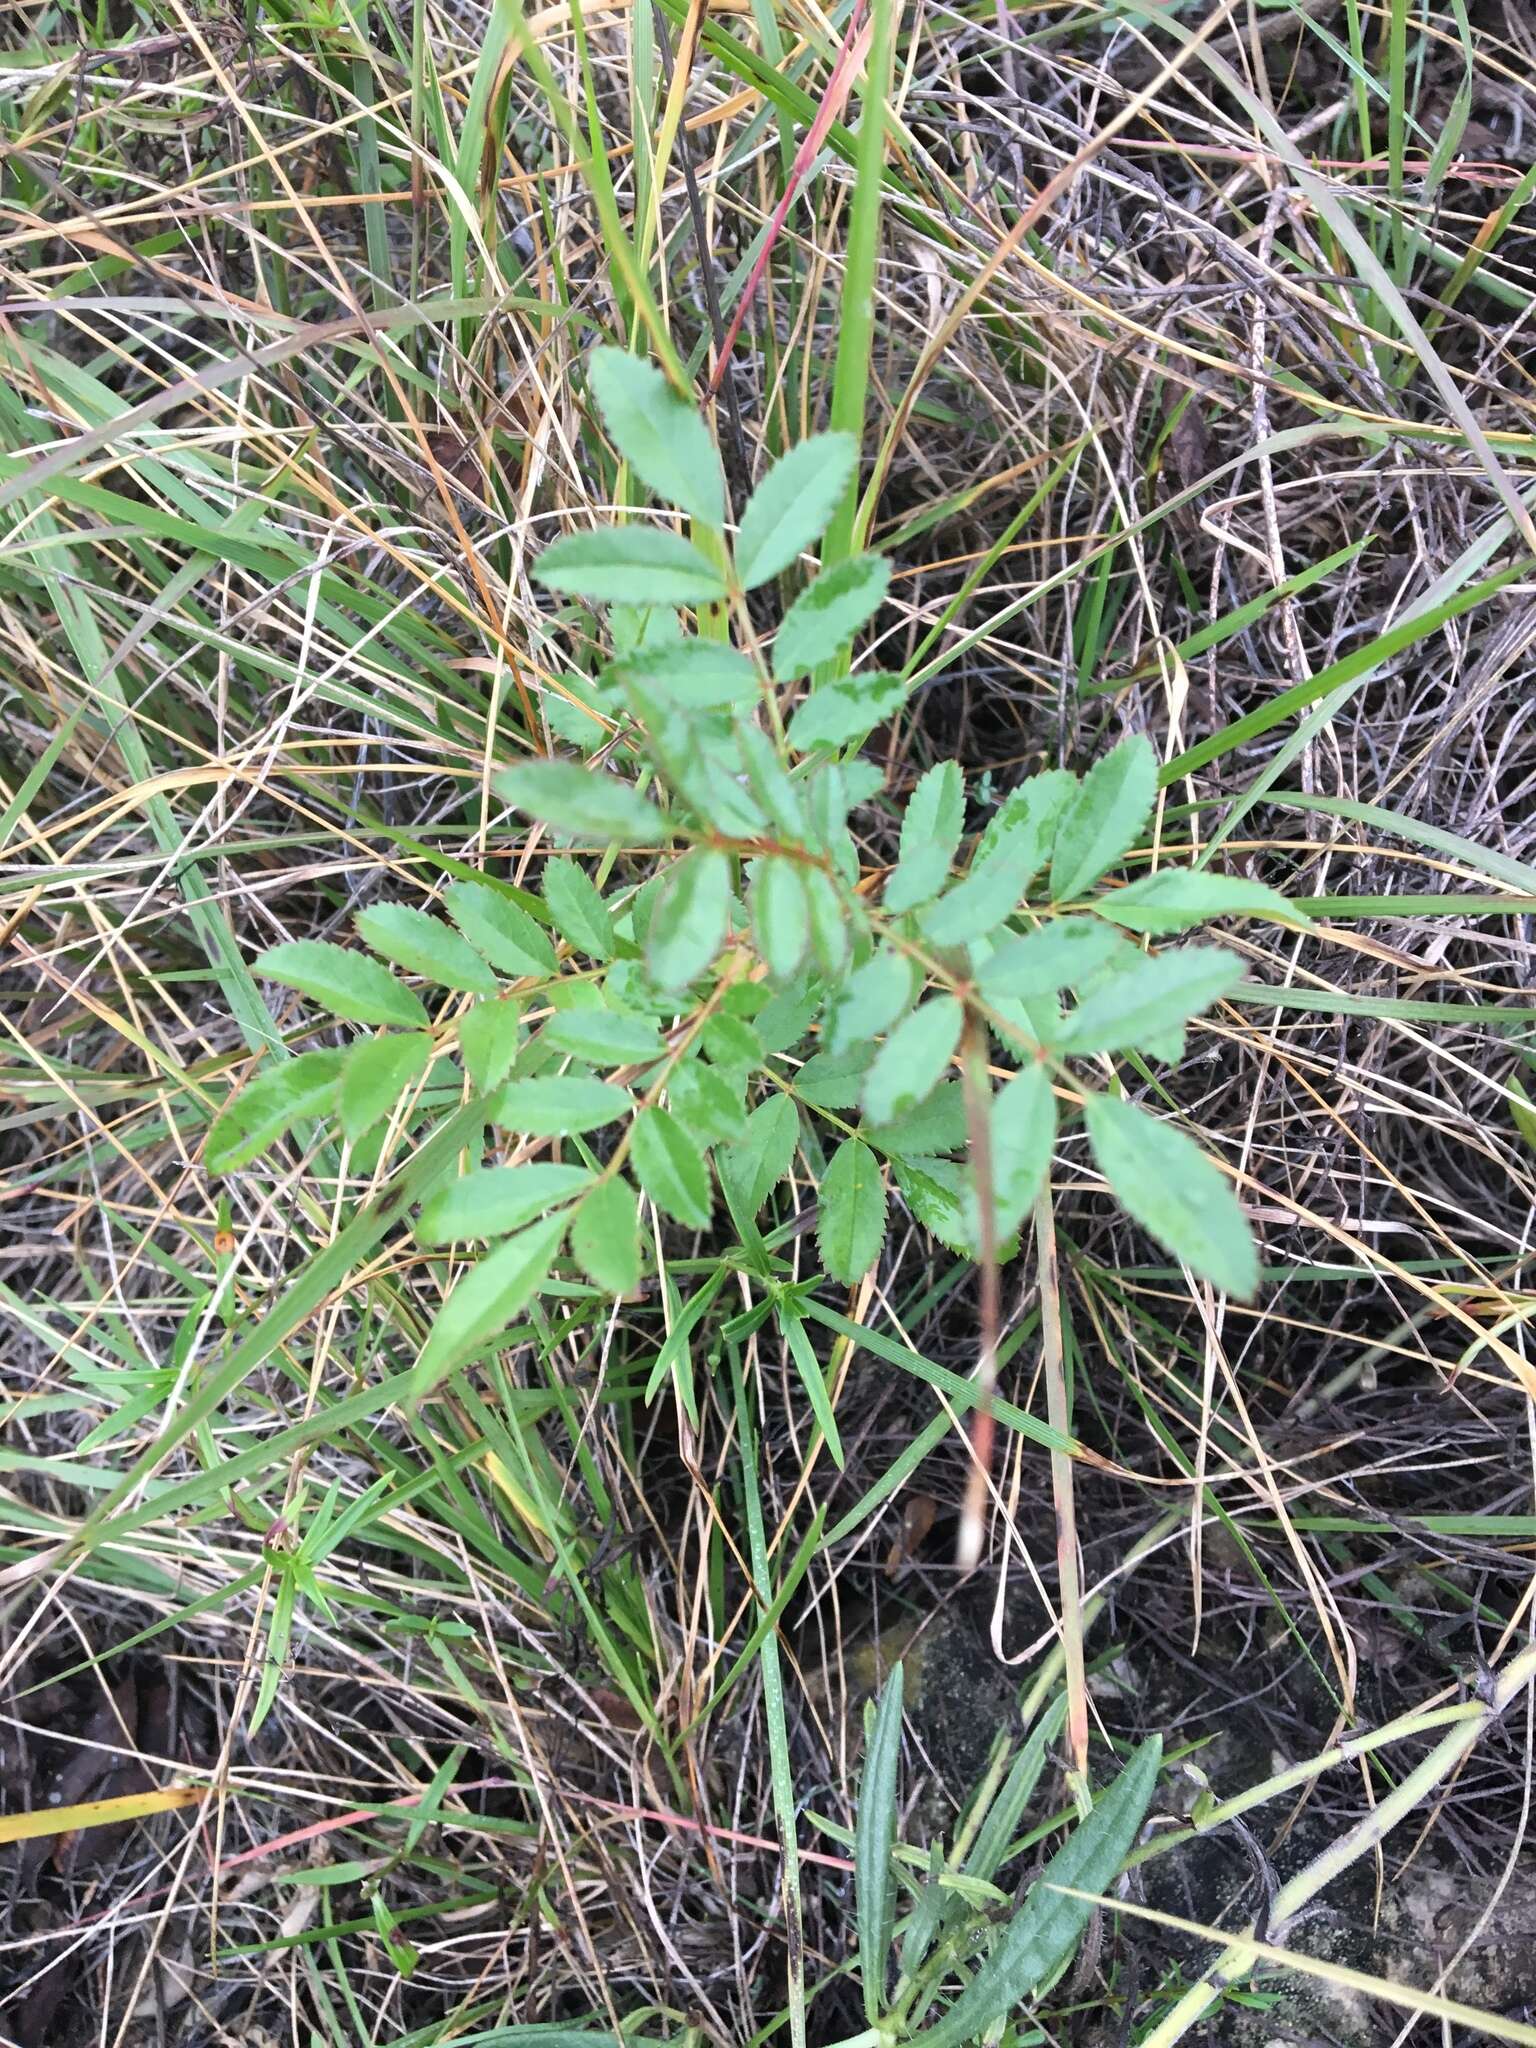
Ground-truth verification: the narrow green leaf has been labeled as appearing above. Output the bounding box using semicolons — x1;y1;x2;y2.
1096;869;1300;934
587;349;724;528
1050;734;1157;901
818;1137;886;1285
1059;945;1242;1056
736;433;859;589
411;1213;568;1395
1084;1093;1258;1298
570;1175;642;1294
631;1106;713;1228
339;1031;433;1144
1511;1075;1536;1155
978;918;1133;1001
498;761;668;846
647;846;731;989
752;859;812;981
492;1077;631;1136
355;903;498;995
612;638;758;711
885;759;964;914
773;553;891;681
856;1662;905;2024
458;999;524;1092
916;1738;1162;2048
416;1163;594;1243
544;1010;665;1065
964;1696;1068;1890
255;939;427;1029
444;881;557;976
542;857;616;960
862;997;962;1126
825;945;918;1055
787;670;909;752
205;1050;344;1174
533;527;727;606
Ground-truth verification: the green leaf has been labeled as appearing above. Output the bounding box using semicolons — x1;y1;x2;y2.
803;866;851;976
1096;868;1299;934
631;1106;712;1229
612;638;759;711
862;997;962;1126
752;858;811;981
671;1061;747;1147
735;432;859;589
672;744;771;838
737;723;809;841
918;840;1035;949
533;527;727;606
787;671;909;752
339;1031;433;1144
646;847;731;989
890;1154;984;1261
978;918;1133;1001
825;945;918;1055
1084;1093;1258;1298
544;1010;666;1065
1511;1075;1536;1154
795;1045;868;1110
773;553;891;682
355;903;499;995
254;939;428;1029
1059;944;1242;1056
587;348;724;528
458;999;524;1092
411;1213;568;1395
542;857;616;960
756;978;821;1055
987;1064;1056;1235
818;1137;886;1285
779;1303;844;1464
444;881;557;977
702;1012;765;1077
493;1077;631;1136
885;760;964;914
416;1163;594;1243
865;1081;967;1160
915;1738;1162;2048
570;1175;642;1295
963;1696;1068;1891
1049;734;1157;901
856;1662;904;2024
498;761;669;847
974;768;1076;882
205;1050;343;1174
719;1094;800;1215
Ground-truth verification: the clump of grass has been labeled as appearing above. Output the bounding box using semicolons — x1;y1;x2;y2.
3;0;1536;2044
